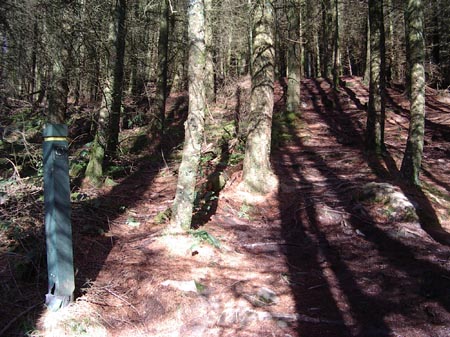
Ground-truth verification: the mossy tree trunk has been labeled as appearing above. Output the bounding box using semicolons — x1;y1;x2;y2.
401;0;425;185
170;0;206;231
85;79;111;186
242;0;277;194
86;1;126;185
286;0;301;114
366;0;386;154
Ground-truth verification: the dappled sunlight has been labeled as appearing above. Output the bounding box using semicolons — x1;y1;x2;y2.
272;77;450;336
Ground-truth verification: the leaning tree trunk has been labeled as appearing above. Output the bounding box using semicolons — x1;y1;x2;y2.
366;0;386;154
286;0;301;114
170;0;206;231
401;0;425;185
242;0;277;194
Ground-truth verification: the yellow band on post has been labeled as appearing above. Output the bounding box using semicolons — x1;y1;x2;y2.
44;137;67;142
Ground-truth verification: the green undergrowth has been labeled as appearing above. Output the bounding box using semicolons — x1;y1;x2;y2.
188;229;221;249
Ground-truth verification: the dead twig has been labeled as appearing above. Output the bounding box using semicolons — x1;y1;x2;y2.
4;158;23;184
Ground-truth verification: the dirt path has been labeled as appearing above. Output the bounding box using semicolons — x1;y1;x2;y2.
14;77;450;337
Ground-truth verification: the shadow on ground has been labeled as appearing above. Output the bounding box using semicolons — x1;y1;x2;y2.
273;78;450;336
0;94;188;336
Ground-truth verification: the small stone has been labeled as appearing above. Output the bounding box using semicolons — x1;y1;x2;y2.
277;320;289;328
161;280;198;293
257;287;278;304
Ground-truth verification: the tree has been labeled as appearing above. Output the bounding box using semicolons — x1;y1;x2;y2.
241;0;278;193
286;0;302;114
332;0;341;89
170;0;206;231
85;0;127;186
204;0;215;102
321;0;333;78
365;0;386;154
156;0;170;132
107;0;127;156
401;0;425;185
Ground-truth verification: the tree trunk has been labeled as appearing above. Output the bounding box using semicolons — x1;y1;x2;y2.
332;0;341;90
286;0;301;114
107;0;127;156
170;0;206;231
321;0;332;78
86;1;126;185
366;0;386;154
242;0;277;194
247;0;254;76
156;0;170;131
85;78;111;186
363;15;370;83
385;0;394;83
204;0;215;103
401;0;426;186
47;62;68;124
45;2;69;124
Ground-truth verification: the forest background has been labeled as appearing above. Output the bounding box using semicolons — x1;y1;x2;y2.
1;0;450;336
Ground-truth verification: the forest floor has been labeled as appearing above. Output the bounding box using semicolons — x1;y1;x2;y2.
2;76;450;337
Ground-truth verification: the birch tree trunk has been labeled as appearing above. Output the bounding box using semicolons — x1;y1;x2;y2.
401;0;426;185
242;0;277;194
170;0;206;231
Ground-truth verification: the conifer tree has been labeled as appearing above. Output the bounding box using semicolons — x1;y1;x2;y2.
401;0;426;185
170;0;206;230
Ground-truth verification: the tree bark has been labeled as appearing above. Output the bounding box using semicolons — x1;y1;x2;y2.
332;0;341;90
286;0;301;114
86;0;126;185
107;0;126;156
366;0;386;154
242;0;277;194
401;0;426;185
204;0;215;103
170;0;206;231
156;0;170;132
363;15;370;83
321;0;332;78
